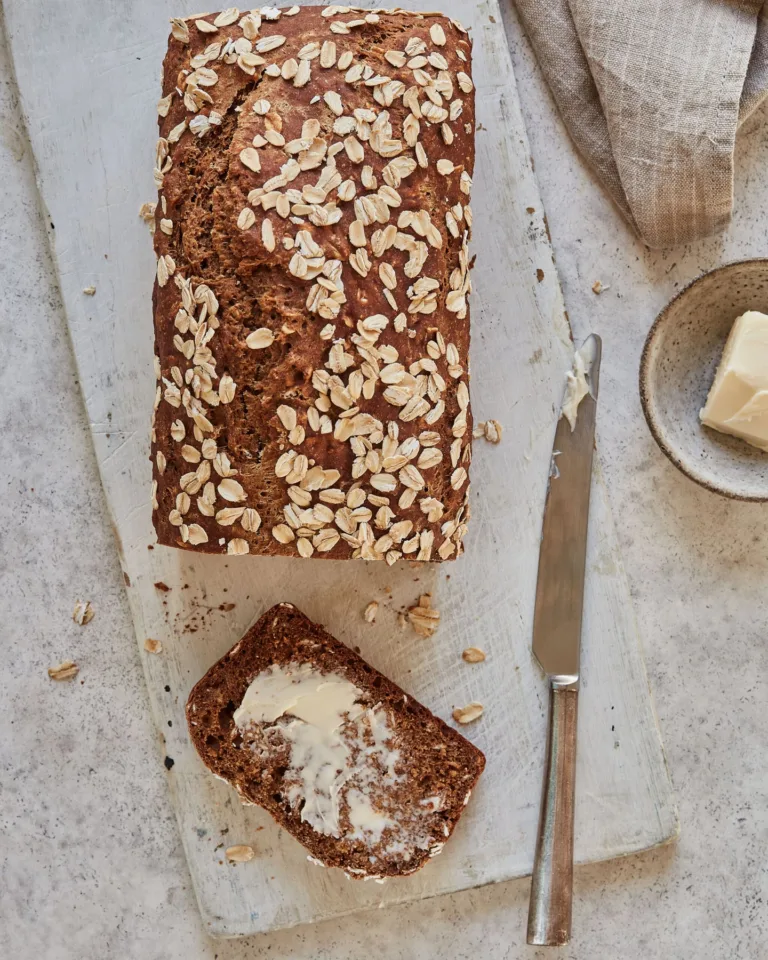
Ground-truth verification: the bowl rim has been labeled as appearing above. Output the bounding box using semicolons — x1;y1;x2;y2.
639;257;768;503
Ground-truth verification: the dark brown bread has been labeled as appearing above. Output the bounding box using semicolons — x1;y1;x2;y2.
186;603;485;878
150;7;475;562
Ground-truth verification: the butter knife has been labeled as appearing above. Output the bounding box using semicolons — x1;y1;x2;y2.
527;335;602;946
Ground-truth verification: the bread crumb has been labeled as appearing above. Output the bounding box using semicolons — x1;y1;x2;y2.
139;201;157;233
226;844;255;863
473;420;502;443
364;601;378;623
72;600;94;625
453;702;484;724
48;661;79;681
407;594;440;638
144;638;163;654
462;647;486;663
82;285;96;296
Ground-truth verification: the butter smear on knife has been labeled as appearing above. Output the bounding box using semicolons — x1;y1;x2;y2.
562;339;599;430
700;311;768;452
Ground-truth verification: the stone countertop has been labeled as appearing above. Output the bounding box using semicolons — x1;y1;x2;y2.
3;5;767;958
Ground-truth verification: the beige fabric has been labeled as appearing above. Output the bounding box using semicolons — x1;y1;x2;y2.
514;0;768;248
742;4;768;120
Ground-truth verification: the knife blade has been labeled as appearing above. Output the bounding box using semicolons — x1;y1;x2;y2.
532;334;602;680
527;334;601;947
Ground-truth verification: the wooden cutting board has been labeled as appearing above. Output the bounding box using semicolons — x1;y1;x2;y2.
5;0;678;938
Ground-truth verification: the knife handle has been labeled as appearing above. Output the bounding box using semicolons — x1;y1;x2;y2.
527;678;579;946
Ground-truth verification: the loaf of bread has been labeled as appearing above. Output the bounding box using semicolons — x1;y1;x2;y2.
186;602;485;878
151;6;475;562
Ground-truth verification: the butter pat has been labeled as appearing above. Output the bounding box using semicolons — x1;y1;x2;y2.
700;311;768;452
234;662;402;842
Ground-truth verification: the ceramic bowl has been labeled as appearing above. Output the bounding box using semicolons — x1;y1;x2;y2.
640;259;768;501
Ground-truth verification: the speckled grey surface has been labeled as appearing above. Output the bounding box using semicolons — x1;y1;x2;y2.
641;260;768;501
3;4;768;958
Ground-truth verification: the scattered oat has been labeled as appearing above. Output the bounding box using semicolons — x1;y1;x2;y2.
139;202;156;233
453;702;484;724
407;594;440;638
144;638;163;654
474;420;503;444
484;420;502;443
462;647;486;663
364;601;379;623
48;661;79;682
72;600;94;626
226;844;256;863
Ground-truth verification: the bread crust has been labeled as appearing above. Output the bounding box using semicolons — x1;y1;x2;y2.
150;7;475;563
186;602;485;878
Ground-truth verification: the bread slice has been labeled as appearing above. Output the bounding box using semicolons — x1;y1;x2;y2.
186;603;485;879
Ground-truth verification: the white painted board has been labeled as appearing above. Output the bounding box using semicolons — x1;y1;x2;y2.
5;0;678;938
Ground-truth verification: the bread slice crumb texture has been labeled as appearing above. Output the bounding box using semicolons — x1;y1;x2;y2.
186;602;485;878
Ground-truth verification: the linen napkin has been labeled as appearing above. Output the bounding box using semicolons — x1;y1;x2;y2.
514;0;768;248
